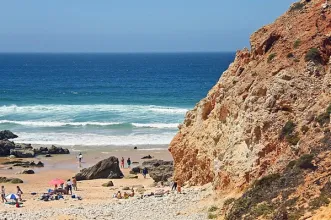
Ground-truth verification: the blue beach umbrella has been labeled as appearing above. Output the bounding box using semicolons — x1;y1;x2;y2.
6;194;19;200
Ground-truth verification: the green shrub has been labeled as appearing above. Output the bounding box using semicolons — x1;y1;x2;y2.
294;39;301;49
287;53;294;58
286;132;300;145
305;48;322;63
253;203;274;217
297;154;315;169
268;53;276;62
290;2;305;11
224;198;236;207
208;206;218;212
280;121;296;139
316;104;331;126
208;213;218;219
287;160;297;169
301;125;309;134
309;193;330;210
254;173;281;187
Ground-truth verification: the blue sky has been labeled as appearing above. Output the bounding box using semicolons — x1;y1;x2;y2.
0;1;297;53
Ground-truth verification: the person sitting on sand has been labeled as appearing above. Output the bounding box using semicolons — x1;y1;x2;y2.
127;157;131;168
116;191;122;199
130;188;135;197
72;177;77;191
123;192;129;199
17;186;23;201
1;186;7;203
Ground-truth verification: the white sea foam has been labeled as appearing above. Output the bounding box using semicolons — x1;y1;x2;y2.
0;104;188;115
131;123;179;129
13;132;175;146
0;120;179;129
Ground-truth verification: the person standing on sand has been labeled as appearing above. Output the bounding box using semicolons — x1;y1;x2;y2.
16;186;23;201
142;167;148;178
78;153;83;163
127;157;131;168
1;186;7;203
172;180;177;191
66;179;73;195
72;177;77;191
121;157;125;169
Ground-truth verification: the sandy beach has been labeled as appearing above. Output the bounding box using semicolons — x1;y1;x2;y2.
0;145;209;219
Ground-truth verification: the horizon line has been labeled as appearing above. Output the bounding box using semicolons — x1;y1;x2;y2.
0;51;236;54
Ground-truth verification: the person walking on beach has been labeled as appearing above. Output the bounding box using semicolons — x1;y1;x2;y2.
78;153;83;163
121;157;125;169
142;167;148;178
16;186;23;201
72;177;77;191
127;157;131;168
1;186;7;203
172;180;178;191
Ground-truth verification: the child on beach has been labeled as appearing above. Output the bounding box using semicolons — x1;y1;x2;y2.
127;157;131;168
72;177;77;191
1;186;7;203
121;157;125;169
17;186;23;201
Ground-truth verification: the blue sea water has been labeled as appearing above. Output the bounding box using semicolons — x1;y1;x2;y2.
0;53;234;146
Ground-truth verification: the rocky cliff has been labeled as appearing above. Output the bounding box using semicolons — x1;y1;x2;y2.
170;0;331;190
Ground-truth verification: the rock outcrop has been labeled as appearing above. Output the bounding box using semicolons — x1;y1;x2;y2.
169;0;331;218
34;145;70;155
75;156;123;181
0;131;70;158
0;130;18;140
0;140;15;156
141;160;174;182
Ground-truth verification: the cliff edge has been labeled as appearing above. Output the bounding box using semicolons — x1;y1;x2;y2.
170;0;331;218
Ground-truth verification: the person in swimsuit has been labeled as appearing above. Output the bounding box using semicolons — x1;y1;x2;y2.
127;157;131;168
16;186;23;201
1;186;7;203
121;157;125;169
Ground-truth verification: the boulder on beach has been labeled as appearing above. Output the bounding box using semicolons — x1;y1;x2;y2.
141;155;153;159
0;140;16;156
0;130;18;140
34;145;70;155
130;167;141;174
10;149;35;158
19;169;35;174
126;174;138;179
102;181;114;187
75;156;123;181
0;177;23;184
141;160;174;182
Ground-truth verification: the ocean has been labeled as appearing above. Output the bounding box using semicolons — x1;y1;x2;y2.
0;53;235;146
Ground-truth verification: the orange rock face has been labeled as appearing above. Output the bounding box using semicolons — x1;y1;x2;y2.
169;0;331;190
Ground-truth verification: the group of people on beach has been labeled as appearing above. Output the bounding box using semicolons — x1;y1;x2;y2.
1;185;23;206
120;157;131;168
54;177;77;195
114;188;135;199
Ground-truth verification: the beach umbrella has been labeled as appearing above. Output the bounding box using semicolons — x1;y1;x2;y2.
6;194;19;200
49;178;65;185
